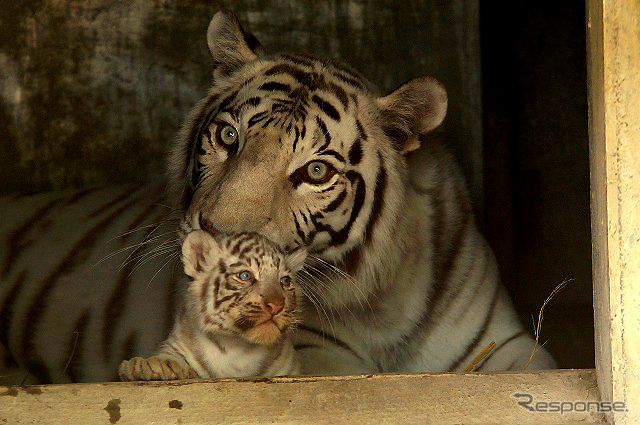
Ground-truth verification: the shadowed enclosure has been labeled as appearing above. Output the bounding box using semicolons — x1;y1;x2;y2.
0;1;592;368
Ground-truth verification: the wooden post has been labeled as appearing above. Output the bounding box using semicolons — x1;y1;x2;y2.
587;0;640;423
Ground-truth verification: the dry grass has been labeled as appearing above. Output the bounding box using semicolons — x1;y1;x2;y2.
523;279;573;370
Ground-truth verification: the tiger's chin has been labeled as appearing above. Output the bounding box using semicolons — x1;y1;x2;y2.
243;320;286;346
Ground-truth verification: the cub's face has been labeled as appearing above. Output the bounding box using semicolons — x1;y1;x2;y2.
170;11;447;273
182;230;307;345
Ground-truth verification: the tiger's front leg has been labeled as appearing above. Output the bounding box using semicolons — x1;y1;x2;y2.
118;356;197;381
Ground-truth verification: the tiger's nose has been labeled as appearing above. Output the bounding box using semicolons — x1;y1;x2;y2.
263;297;284;316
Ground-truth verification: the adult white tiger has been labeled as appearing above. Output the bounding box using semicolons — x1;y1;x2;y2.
0;11;554;384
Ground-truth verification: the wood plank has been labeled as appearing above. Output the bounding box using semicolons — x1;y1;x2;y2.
1;370;605;424
587;0;640;424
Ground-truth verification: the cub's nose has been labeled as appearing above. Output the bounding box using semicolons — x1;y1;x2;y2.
263;296;284;316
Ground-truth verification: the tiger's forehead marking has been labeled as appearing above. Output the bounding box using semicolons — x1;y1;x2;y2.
227;54;369;131
218;232;285;272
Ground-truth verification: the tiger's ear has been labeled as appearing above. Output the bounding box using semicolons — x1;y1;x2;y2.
376;77;447;154
207;10;261;77
285;248;308;273
182;230;221;278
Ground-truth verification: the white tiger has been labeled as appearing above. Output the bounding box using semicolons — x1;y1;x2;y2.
0;10;554;384
118;230;306;381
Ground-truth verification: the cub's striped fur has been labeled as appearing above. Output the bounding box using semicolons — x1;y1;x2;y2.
119;230;305;381
0;11;554;384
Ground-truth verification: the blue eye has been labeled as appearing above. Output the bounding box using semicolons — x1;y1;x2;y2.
280;276;292;287
237;270;253;282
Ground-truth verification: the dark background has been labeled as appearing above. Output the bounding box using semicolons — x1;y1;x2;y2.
0;1;593;368
480;1;592;368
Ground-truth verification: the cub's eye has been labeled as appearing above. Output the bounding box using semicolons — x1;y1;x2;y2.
280;276;292;288
237;270;253;282
302;161;337;185
216;124;238;146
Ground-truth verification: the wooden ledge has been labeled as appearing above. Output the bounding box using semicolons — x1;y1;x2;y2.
1;369;605;424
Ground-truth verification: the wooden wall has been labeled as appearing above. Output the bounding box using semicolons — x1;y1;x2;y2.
0;0;482;201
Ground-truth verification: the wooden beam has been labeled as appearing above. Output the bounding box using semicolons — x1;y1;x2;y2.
587;0;640;423
1;370;604;424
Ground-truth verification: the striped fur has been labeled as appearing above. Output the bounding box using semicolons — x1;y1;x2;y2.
119;230;304;380
0;11;554;384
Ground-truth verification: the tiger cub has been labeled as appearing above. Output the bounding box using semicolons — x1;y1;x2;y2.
118;230;307;381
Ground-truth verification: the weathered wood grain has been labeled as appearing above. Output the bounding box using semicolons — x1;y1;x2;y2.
587;0;640;423
0;0;482;201
1;370;605;424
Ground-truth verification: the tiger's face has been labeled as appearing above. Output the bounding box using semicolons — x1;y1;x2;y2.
181;230;306;346
169;11;447;292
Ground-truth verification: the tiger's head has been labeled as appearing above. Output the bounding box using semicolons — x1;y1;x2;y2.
169;11;447;306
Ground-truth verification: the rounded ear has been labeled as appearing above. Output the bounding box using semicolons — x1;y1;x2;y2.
285;248;308;273
207;10;261;77
376;76;448;154
182;230;220;278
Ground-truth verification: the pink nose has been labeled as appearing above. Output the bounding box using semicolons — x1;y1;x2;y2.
263;297;284;316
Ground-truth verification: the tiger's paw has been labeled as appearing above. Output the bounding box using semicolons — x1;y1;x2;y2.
118;356;197;381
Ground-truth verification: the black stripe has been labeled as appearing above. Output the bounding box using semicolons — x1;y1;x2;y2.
292;126;300;152
325;82;349;110
62;187;99;207
259;81;291;93
218;89;240;112
264;63;310;83
280;54;316;68
121;332;138;366
319;149;345;163
436;240;485;315
309;170;365;249
315;117;331;152
362;153;386;245
86;186;139;219
102;200;167;362
1;198;62;277
183;93;219;207
506;358;521;370
293;343;323;350
248;111;269;128
348;139;363;165
324;58;365;84
63;310;89;383
235;96;261;114
297;325;363;362
0;271;26;350
293;212;307;243
404;186;473;355
446;284;501;371
164;265;181;337
355;119;367;140
324;190;347;213
312;95;340;121
332;72;365;90
20;194;141;382
477;331;526;371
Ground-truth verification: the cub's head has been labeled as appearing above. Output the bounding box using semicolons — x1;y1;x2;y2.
170;11;447;304
182;230;306;345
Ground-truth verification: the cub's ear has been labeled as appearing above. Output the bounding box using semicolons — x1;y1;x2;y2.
207;10;261;77
285;248;308;273
376;76;447;154
182;230;220;278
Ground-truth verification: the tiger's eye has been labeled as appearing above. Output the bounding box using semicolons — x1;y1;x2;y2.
219;124;238;146
237;270;253;282
306;161;328;181
280;276;292;288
